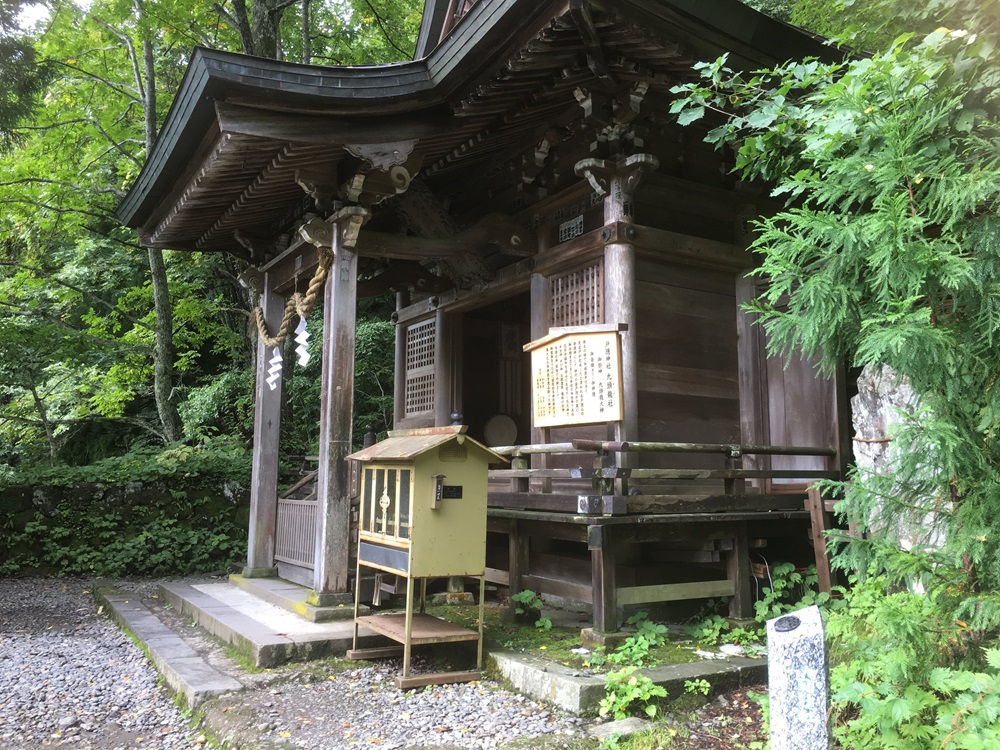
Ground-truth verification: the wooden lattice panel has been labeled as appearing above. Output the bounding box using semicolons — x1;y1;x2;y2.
550;261;605;327
405;319;436;416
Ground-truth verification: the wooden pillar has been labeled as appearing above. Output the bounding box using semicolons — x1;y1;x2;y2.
392;289;409;429
434;308;455;426
588;524;618;633
508;519;529;594
313;207;367;598
726;521;753;619
576;154;657;454
529;273;551;482
736;271;768;488
244;277;282;577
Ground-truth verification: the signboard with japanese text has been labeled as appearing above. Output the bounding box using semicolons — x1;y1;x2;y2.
526;328;623;428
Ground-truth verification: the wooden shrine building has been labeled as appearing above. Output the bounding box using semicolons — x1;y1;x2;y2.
118;0;847;634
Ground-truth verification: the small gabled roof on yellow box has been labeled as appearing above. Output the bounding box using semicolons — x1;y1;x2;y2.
347;425;506;464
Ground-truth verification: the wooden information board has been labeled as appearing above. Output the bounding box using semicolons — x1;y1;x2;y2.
525;326;624;428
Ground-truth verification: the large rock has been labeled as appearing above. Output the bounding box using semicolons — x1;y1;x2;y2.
850;364;943;552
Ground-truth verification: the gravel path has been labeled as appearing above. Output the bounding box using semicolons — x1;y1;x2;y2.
0;577;203;749
0;578;594;750
234;660;589;749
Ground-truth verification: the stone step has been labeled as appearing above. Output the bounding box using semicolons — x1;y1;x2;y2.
99;590;242;709
159;580;380;668
228;574;363;622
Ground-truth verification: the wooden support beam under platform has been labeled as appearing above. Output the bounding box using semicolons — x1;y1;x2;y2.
487;491;812;514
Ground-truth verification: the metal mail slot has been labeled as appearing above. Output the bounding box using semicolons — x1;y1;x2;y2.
359;541;410;574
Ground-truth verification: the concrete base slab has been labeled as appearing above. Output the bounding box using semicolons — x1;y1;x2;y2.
489;650;767;714
160;580;382;667
99;591;242;709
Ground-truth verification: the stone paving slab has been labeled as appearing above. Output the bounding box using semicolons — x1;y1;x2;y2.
100;591;242;709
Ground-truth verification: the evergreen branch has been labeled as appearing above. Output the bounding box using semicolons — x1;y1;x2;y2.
0;301;151;353
0;198;110;221
52;61;141;102
360;0;409;58
0;178;125;198
0;262;156;333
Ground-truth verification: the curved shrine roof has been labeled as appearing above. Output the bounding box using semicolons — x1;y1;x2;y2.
117;0;834;257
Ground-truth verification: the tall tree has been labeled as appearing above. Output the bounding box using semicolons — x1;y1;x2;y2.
0;1;53;151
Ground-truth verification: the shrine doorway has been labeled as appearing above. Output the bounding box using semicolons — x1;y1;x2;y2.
459;293;532;448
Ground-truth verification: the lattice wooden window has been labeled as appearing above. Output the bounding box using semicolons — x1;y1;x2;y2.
404;319;436;417
550;261;605;327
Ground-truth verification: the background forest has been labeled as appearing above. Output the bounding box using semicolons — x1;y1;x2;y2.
0;0;414;472
0;0;414;575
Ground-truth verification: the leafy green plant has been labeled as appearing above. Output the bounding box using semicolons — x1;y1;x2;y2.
0;492;246;577
535;615;553;632
826;576;1000;749
511;589;543;615
684;678;711;697
685;613;733;647
754;563;835;622
605;612;669;667
599;666;668;720
0;434;251;490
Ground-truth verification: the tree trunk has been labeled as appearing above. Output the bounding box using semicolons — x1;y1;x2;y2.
251;0;285;59
147;246;183;442
133;0;182;442
28;382;57;463
301;0;311;64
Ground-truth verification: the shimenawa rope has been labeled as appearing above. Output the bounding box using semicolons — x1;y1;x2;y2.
252;248;333;348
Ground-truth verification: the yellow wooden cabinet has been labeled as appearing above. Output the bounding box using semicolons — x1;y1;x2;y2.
346;425;501;688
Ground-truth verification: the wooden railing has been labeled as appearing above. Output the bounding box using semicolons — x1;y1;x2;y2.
487;439;839;515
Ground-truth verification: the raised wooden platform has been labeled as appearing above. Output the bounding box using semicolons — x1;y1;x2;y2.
355;612;481;646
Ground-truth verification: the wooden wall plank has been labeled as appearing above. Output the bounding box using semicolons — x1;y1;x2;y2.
637;363;738;401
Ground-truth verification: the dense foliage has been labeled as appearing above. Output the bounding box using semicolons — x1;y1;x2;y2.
0;0;415;576
0;1;413;470
672;1;1000;744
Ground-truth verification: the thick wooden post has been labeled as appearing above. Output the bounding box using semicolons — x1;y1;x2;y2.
393;289;409;428
434;308;455;426
529;273;551;486
508;519;529;594
736;271;768;488
588;524;618;633
604;175;637;450
576;154;656;455
727;521;753;619
313;208;367;598
245;277;282;577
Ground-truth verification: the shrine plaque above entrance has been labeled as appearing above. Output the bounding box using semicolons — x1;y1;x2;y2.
524;324;626;428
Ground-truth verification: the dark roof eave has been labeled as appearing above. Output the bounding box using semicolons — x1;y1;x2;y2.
117;0;840;233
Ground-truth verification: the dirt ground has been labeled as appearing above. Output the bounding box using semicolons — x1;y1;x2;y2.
670;684;767;749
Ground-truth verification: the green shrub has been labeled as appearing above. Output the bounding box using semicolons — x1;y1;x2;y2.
828;576;1000;748
0;434;251;490
0;498;246;577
